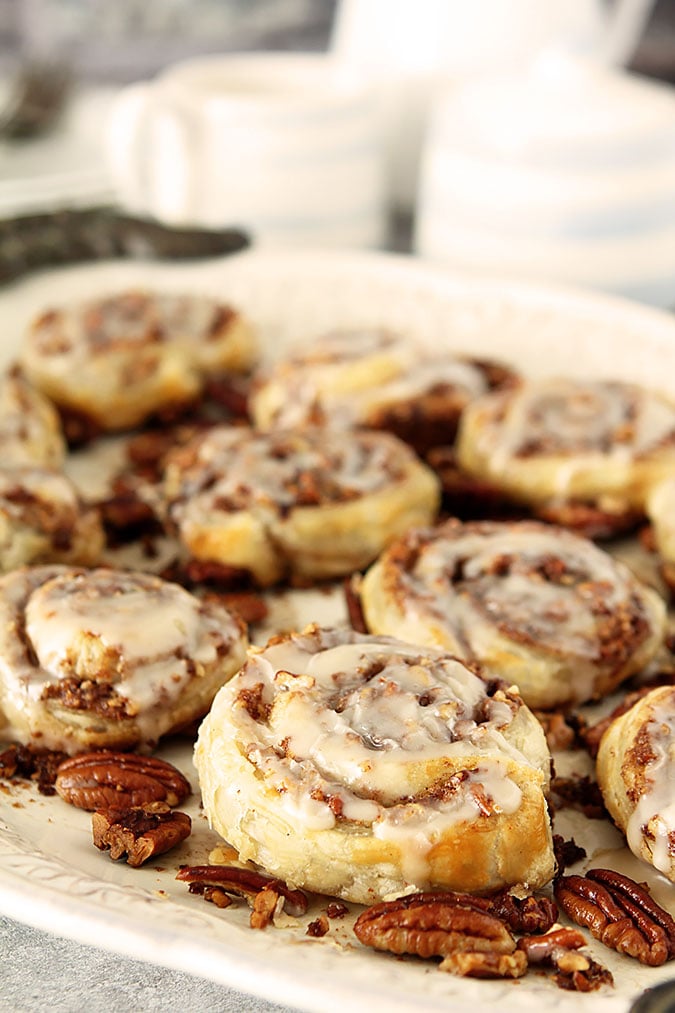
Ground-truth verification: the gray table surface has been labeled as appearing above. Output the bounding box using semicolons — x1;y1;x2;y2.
1;914;293;1012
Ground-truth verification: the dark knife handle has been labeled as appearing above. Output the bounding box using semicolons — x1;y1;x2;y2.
0;207;251;284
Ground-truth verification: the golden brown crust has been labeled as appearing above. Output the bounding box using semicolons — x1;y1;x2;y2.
596;685;675;882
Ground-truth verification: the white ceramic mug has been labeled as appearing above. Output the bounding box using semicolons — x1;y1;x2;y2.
105;52;387;249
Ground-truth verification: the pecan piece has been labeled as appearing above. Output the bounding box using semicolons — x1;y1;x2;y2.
518;928;613;993
92;802;191;867
440;951;527;979
249;886;280;930
555;869;675;966
353;894;527;979
306;915;330;938
55;752;191;810
0;743;68;794
176;864;308;917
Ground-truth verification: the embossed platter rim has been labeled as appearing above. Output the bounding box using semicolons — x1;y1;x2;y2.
1;248;675;1013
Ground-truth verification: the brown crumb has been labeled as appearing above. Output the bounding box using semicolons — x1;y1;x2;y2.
306;915;330;937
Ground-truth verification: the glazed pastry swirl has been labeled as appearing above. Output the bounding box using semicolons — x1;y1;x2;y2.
251;328;514;450
361;519;666;710
0;565;248;754
196;625;555;903
0;370;65;467
20;289;256;431
597;685;675;882
162;425;440;585
0;466;105;572
456;378;675;522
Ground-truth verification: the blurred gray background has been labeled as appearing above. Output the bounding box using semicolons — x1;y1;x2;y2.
0;0;673;83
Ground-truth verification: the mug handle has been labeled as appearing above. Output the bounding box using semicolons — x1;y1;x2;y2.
105;83;201;223
105;83;154;213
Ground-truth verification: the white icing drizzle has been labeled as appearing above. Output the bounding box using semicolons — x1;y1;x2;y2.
228;626;545;884
395;522;655;688
474;378;675;489
0;566;241;743
28;290;228;362
166;425;412;527
256;329;489;429
627;696;675;876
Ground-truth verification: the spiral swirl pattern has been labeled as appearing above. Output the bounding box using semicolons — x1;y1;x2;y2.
162;425;440;585
196;624;554;903
361;519;665;710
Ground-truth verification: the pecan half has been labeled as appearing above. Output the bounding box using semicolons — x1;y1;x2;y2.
555;868;675;966
353;894;527;979
92;802;191;867
362;888;557;936
55;752;191;810
176;864;308;917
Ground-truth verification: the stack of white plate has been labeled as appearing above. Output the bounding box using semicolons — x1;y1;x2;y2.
415;56;675;307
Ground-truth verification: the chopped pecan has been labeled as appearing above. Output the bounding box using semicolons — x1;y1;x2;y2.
55;752;191;810
92;802;191;867
176;864;308;917
250;886;280;930
440;951;527;978
202;589;268;625
555;869;675;966
517;926;588;963
306;915;330;938
550;774;609;820
518;928;613;992
353;894;527;979
482;888;558;935
533;710;578;751
326;902;349;919
553;834;587;875
0;743;68;795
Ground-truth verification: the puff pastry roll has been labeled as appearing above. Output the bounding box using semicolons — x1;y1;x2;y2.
161;425;440;586
0;467;104;572
20;289;256;432
196;625;555;904
250;329;516;452
646;477;675;591
597;685;675;882
0;370;65;466
456;378;675;536
361;519;666;710
0;565;248;754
